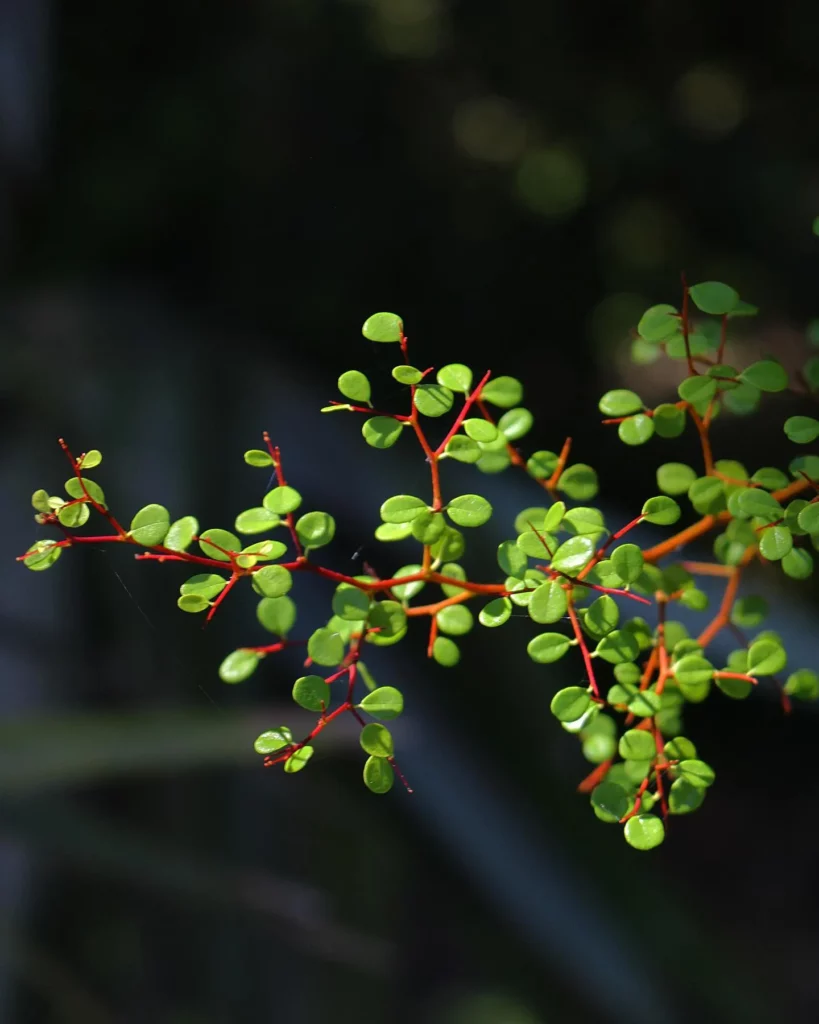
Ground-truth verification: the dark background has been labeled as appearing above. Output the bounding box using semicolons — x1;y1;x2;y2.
1;2;819;1022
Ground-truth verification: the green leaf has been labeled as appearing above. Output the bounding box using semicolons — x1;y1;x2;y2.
164;515;199;551
514;507;549;535
198;528;240;561
739;360;788;392
736;489;784;522
550;535;595;574
750;467;789;490
599;389;643;416
239;539;286;563
707;364;740;390
219;649;260;684
542;501;566;533
438;562;467;597
128;504;170;546
789;453;819;482
619;729;655;760
284;746;314;773
366;601;408;646
747;639;786;676
414;384;454;418
177;594;209;613
436;605;474;636
463;418;499;442
583;595;619;638
497;540;527;577
688;281;739;315
723;382;761;416
292;674;330;712
797;502;819;534
498;407;534;441
263;486;302;515
330;582;370;621
528;580;568;624
380;494;428;524
180;574;227;600
652;404;686;438
628;690;662;717
252;565;292;598
610;543;643;584
527;451;558;479
638;304;679;342
557;464;599;501
618;414;655;446
362;312;402;343
804;355;819;391
234;507;280;535
373;523;411;542
784;669;819;701
338;370;371;402
669;778;705;815
257;595;297;635
64;476;106;507
591;781;630;823
564;507;606;538
782;547;814;579
657;462;697;496
360;723;394;757
76;449;102;469
392;364;423;385
447;494;492;528
728;299;758;318
432;636;460;666
307;628;345;667
444;436;481;464
527;632;571;664
362;416;404;449
31;489;51;514
382;565;419;602
688;477;726;515
406;511;442;545
678;759;715;788
254;728;292;754
516;529;554;558
359;686;404;720
22;540;62;571
363;755;394;793
479;597;512;628
295;511;336;550
674;655;714;686
730;596;768;628
595;630;640;664
664;736;697;760
429;526;465;562
784;416;819;444
58;502;90;528
624;814;664;850
436;363;472;393
480;375;523;408
244;449;274;467
758;525;792;561
550;687;591;722
641;496;681;525
357;664;379;695
678;375;717;405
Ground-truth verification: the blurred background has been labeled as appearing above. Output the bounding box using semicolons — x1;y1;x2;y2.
2;2;819;1022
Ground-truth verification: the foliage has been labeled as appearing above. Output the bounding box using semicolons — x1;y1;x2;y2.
19;281;819;850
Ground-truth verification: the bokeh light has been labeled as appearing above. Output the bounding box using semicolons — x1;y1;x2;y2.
514;146;587;219
453;96;527;164
673;65;746;138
